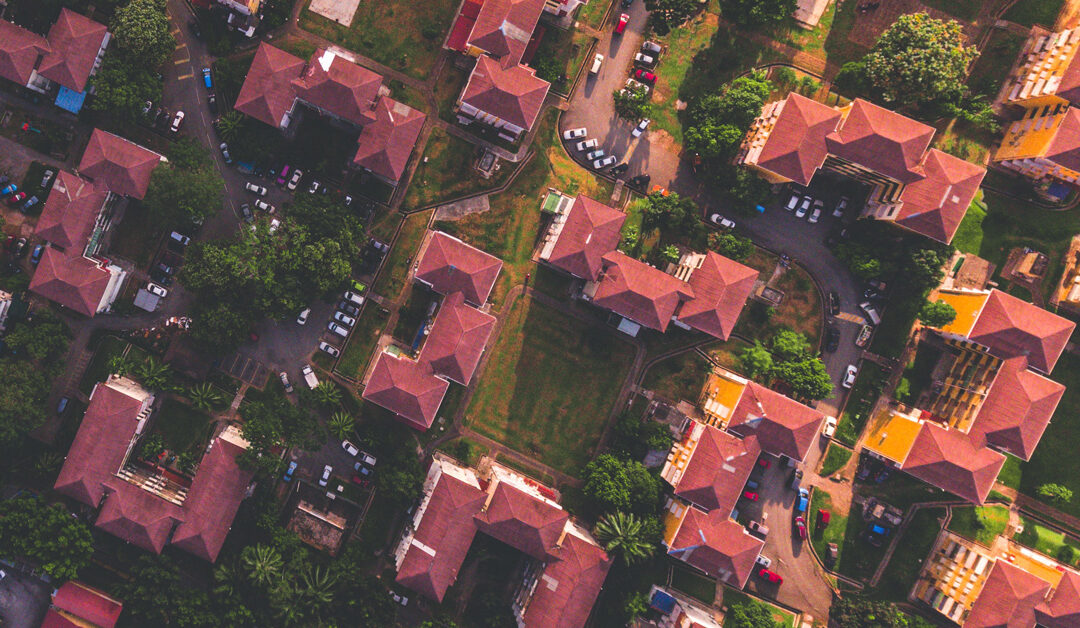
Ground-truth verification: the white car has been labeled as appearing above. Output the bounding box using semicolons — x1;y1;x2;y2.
594;155;617;169
631;118;650;138
147;282;168;298
342;440;360;457
318;341;340;357
328;322;349;337
586;148;605;161
642;40;662;55
562;127;587;140
634;52;655;66
268;218;281;234
333;311;356;327
287;169;303;191
296;308;310;325
822;416;838;438
809;200;823;224
254;199;274;213
795;196;811;218
833;196;849;218
576;138;598;151
319;464;332;487
343;291;364;306
244;182;267;196
785;194;799;211
755;555;772;569
279;371;293;393
170;110;185;133
709;214;735;229
842;365;858;389
590;53;603;74
625;78;647;92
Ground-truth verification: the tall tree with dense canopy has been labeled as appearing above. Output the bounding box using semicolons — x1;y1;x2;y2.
88;54;163;121
645;0;699;34
143;141;225;229
917;300;957;328
771;358;833;401
583;454;662;516
0;496;93;582
739;341;774;380
111;0;176;68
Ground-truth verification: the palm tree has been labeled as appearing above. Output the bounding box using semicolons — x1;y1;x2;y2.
241;544;283;588
328;412;354;441
107;354;132;377
314;381;341;408
34;452;63;477
594;511;655;566
135;357;172;390
298;565;337;621
215;111;243;144
189;382;222;412
212;563;240;598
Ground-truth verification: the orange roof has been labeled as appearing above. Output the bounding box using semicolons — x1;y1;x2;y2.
1036;568;1080;628
474;482;568;561
522;531;612;628
29;247;111;317
419;291;496;385
170;437;254;562
363;352;449;430
467;0;546;67
1045;107;1080;173
49;582;123;628
415;232;503;305
77;129;162;199
755;93;841;186
968;289;1076;374
825;99;935;183
896;149;986;244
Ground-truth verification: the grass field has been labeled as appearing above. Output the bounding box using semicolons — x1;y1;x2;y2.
996;455;1022;490
671;564;716;604
1015;353;1080;517
372;210;432;299
1014;515;1080;567
1003;0;1065;27
918;0;981;21
642;351;711;403
576;0;611;29
732;262;823;345
721;588;796;628
871;508;945;602
435;436;487;467
809;488;847;571
819;443;853;477
464;298;634;476
334;306;390;381
947;506;1010;547
297;0;456;79
403;128;515;209
152;399;213;455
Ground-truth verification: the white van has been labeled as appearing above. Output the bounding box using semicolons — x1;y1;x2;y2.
859;301;882;325
590;53;603;74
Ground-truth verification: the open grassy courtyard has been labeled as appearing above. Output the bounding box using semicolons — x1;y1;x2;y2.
464;298;634;476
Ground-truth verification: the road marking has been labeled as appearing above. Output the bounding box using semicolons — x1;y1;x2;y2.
177;73;194;80
835;312;866;325
175;42;187;49
174;58;190;65
172;28;182;36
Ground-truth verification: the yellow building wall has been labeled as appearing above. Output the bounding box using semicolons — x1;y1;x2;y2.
995;110;1064;162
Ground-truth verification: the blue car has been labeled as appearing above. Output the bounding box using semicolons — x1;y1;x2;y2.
30;244;44;265
796;487;809;513
282;460;297;482
202;67;212;90
0;183;16;197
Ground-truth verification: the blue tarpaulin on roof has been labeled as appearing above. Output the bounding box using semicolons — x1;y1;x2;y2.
1046;181;1071;201
649;589;676;614
54;87;86;114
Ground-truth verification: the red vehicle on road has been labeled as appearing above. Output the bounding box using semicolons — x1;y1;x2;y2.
615;13;629;34
758;568;783;584
743;491;759;502
795;516;807;539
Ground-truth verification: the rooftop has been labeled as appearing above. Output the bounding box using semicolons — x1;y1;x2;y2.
671;424;760;516
233;42;305;128
362;352;450;430
727;380;826;461
543;195;626;282
34;171;107;251
825;99;935;184
418;291;496;386
415;231;503;306
0;20;51;86
900;422;1005;504
77;128;163;200
29;247;111;317
460;55;549;131
38;8;108;93
667;507;764;588
352;96;426;182
592;251;694;332
291;47;383;126
895;149;987;244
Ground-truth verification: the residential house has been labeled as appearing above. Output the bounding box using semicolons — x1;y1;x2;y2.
42;581;123;628
363;232;500;430
233;43;425;184
645;586;724;628
394;455;612;627
663;506;765;588
661;422;760;518
54;377;254;561
738;94;986;244
862;288;1071;503
0;9;109;114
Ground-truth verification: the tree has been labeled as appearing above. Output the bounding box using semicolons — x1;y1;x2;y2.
88;54;163;120
0;496;93;582
739;341;774;380
1037;483;1073;504
863;13;977;108
135;356;172;390
771;358;833;400
728;599;781;628
644;0;699;34
692;75;772;131
329;412;354;441
215;111;245;144
685;122;744;161
723;166;773;215
0;360;52;447
613;84;651;121
242;544;284;587
582;454;661;516
635;192;702;240
117;555;218;626
831;595;933;627
314;382;341;408
833;60;872;98
770;329;812;362
905;249;946;291
594;511;656;565
708;232;753;261
111;0;176;68
240;394;322;457
531;54;562;84
4;310;70;361
107;354;133;377
918;300;957;328
661;244;681;264
143;162;225;229
189;383;223;412
34;451;64;478
721;0;797;28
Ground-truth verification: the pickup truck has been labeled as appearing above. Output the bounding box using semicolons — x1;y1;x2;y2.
301;364;319;390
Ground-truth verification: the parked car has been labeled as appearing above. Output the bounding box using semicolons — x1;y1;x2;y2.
843;364;858;388
576;138;598;151
828;290;840;315
328;322;349;337
208;93;217;114
343;290;365;306
642;40;662;55
337;301;360;317
2;183;20;197
615;13;629;34
633;69;657;84
282;461;297;482
219;142;232;164
279;371;293;393
796;488;809;513
709;213;735;229
57;397;70;415
301;364;319;389
823;416;837;438
21;196;39;212
169;231;191;247
610;163;629;175
319;464;332;487
858;301;881;325
6;191;26;206
277;165;291;186
41;169;54;188
240;203;254;223
628;174;650;190
818;509;831;527
390;592;408;607
795;516;807;539
809;200;823;224
268;218;281;234
634;52;655;66
833;196;848;218
590;53;603;74
755;554;772;569
563;127;587;140
758;457;771;469
789;468;803;490
333;311;356;327
296;308;310;325
586;148;606;161
342;440;360;457
826;543;839;565
254;199;274;213
593;155;617;169
245;182;267;196
631;118;650;138
824;326;840;353
795;196;811;218
318;341;340;357
170;110;185;133
30;244;44;265
147;282;168;298
749;520;769;538
758;568;783;584
855;324;873;347
742;491;759;502
10;237;26;258
785;194;799;211
202;67;213;90
287;169;303;191
142;100;154;115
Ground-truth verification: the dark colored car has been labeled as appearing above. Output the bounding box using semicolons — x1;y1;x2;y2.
633;69;657;84
11;237;27;258
337;301;360;317
828;290;840;316
208;93;217;114
609;163;629;175
21;196;40;213
825;326;840;353
189;20;202;40
627;174;650;190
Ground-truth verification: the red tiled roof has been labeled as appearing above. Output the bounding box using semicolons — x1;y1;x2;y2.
969;289;1076;374
234;42;304;128
727;381;826;461
0;20;50;86
29;247;111;317
825;99;934;184
754;93;841;186
1044;108;1080;173
895;149;986;244
291;48;382;126
1036;569;1080;628
54;382;143;506
35;171;107;251
966;560;1051;628
461;55;549;131
170;438;254;562
352;96;426;182
50;582;123;628
593;251;694;332
546;196;626;281
396;471;486;601
970;358;1065;460
415;231;503;305
446;0;482;52
363;352;449;430
77;128;162;199
900;423;1005;504
38;9;108;93
522;531;612;628
41;611;79;628
419;291;495;385
474;481;569;561
467;0;546;67
668;508;764;587
675;428;760;516
95;479;184;554
678;252;758;340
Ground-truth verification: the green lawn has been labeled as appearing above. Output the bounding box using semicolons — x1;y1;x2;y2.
1014;515;1080;567
835;362;885;446
464;299;634;476
732;262;823;346
947;506;1010;547
297;0;457;80
641;351;711;403
402;127;514;209
918;0;981;20
530;25;594;95
809;488;848;571
79;336;129;396
721;588;796;628
152;398;213;455
871;508;945;602
671;564;716;604
334;306;390;381
1003;0;1065;27
996;454;1022;490
435;436;487;467
819;443;853;477
372;210;432;299
576;0;611;29
1015;353;1080;517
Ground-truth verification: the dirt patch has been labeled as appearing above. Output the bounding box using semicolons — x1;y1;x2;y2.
433;195;491;221
648;128;683;157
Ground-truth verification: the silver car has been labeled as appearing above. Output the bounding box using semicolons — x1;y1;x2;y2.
328;322;349;337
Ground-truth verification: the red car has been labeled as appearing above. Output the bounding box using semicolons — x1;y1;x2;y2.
743;491;759;502
634;69;657;84
758;568;783;584
818;509;831;526
757;457;771;469
615;13;629;34
6;191;26;206
795;516;807;539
